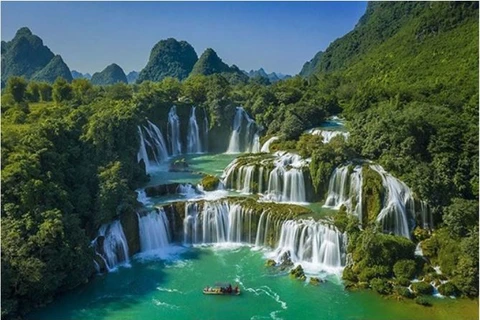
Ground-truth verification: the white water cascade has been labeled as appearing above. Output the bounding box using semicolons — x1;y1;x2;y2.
308;129;350;144
187;106;202;153
203;108;209;152
137;121;169;173
183;201;255;245
370;164;415;239
323;163;432;238
226;107;260;154
263;152;308;203
138;208;171;252
273;220;345;270
222;152;309;203
168;106;182;155
260;136;279;153
324;165;363;218
96;220;130;271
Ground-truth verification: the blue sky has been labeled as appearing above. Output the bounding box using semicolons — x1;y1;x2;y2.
2;2;367;75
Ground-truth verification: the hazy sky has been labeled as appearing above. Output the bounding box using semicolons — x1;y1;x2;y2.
2;2;367;75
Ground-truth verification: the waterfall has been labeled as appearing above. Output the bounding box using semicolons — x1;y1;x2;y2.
273;220;345;269
226;107;260;154
370;164;414;239
183;201;255;245
282;169;306;203
324;163;430;238
324;165;362;211
137;208;171;252
251;133;260;153
203;108;209;152
137;121;169;172
264;152;308;203
187;106;202;154
137;126;151;173
96;220;129;271
136;189;151;206
260;136;279;153
177;183;198;198
226;107;244;154
309;129;349;143
222;152;309;203
179;199;346;273
241;166;255;193
168;106;182;155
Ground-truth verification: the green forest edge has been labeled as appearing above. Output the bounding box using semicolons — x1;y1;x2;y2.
2;3;479;319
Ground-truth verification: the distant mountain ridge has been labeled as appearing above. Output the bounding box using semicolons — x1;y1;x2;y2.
245;68;291;83
1;27;72;83
126;71;139;83
3;27;294;86
71;70;92;80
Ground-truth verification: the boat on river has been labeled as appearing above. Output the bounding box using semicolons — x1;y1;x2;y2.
203;282;240;295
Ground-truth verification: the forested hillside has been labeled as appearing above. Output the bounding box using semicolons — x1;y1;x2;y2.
1;27;72;84
299;1;478;296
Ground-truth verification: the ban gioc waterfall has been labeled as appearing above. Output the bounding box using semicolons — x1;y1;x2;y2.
2;2;478;320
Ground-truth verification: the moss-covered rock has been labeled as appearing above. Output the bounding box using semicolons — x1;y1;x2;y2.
169;158;190;172
333;205;349;233
395;277;411;287
93;253;107;273
361;165;384;227
310;277;323;285
393;259;417;279
145;183;182;197
414;296;432;306
342;266;358;282
289;264;306;281
265;259;276;267
162;202;187;242
201;175;220;191
394;285;414;299
120;207;140;256
278;251;294;270
438;282;459;296
357;265;390;282
411;281;434;295
370;278;392;295
413;227;430;242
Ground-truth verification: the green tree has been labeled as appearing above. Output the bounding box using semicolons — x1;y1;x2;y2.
52;77;72;103
5;76;28;102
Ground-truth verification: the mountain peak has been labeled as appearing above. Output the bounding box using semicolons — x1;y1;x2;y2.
15;27;33;37
91;63;127;85
31;54;73;83
2;27;69;82
137;38;198;83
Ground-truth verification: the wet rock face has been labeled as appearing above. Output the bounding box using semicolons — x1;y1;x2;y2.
162;203;187;242
145;183;182;197
169;159;190;172
94;253;107;273
289;264;306;281
120;209;140;256
279;251;294;270
265;259;277;267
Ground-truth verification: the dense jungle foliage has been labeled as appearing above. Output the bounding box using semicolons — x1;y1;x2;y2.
1;1;478;319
